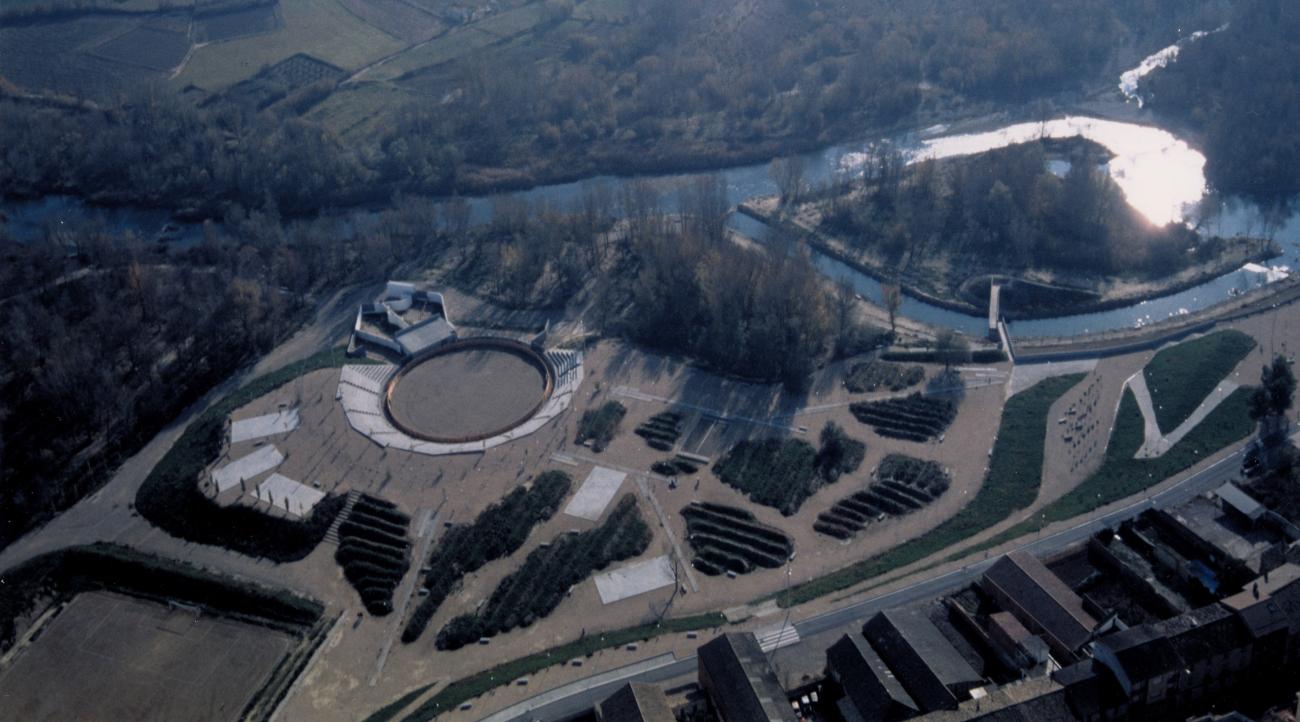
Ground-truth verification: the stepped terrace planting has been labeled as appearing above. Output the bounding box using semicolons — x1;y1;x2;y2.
850;394;957;442
681;502;794;576
635;410;685;451
335;494;411;616
713;423;865;515
815;455;951;539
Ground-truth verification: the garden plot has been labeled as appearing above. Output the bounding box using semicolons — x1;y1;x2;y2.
88;25;191;71
231;408;300;443
253;472;324;516
195;3;281;43
212;444;283;492
564;466;627;520
594;554;675;604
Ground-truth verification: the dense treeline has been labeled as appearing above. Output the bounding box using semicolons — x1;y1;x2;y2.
1143;0;1300;202
822;140;1212;277
0;0;1229;215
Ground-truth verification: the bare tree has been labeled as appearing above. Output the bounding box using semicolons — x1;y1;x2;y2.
769;155;805;206
934;328;971;368
881;282;902;339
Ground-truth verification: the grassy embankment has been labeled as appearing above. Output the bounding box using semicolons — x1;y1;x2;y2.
1144;329;1256;432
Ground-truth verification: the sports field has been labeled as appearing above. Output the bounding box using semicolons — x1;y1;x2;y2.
0;591;292;722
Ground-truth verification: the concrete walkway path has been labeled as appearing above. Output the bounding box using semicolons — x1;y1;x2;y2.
1126;371;1240;458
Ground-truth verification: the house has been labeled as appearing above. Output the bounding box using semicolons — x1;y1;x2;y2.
826;633;920;722
981;552;1097;662
697;633;797;722
864;607;984;712
595;682;675;722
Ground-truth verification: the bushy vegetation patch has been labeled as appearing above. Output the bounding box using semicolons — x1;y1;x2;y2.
850;394;956;442
881;349;1007;364
401;471;571;643
434;495;650;650
713;423;865;515
778;374;1084;607
845;361;925;393
978;385;1256;549
634;411;685;451
1143;330;1256;432
133;348;366;561
1;543;323;652
815;455;950;539
336;494;411;616
682;502;794;576
576;401;626;452
652;456;701;476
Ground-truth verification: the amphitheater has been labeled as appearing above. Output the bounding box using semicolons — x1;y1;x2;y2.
337;338;583;455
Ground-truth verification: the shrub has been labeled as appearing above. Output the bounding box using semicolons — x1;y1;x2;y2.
402;471;572;643
713;423;865;514
845;360;925;393
576;401;626;451
634;411;685;450
434;495;650;650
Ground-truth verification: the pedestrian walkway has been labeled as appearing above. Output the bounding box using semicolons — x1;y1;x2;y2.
1126;371;1240;458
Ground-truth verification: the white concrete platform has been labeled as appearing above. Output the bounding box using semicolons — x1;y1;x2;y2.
230;409;300;443
254;472;325;517
212;445;284;493
593;555;675;604
564;466;627;521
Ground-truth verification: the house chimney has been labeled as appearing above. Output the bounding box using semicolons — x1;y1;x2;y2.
1253;582;1260;600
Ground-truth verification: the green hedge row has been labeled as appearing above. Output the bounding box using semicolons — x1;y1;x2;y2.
401;471;571;643
682;502;793;576
849;394;956;442
337;495;412;616
434;495;650;650
134;347;370;561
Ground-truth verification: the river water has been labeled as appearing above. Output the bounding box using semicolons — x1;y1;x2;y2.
4;37;1297;339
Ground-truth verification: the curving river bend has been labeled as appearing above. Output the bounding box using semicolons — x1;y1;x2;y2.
6;36;1298;339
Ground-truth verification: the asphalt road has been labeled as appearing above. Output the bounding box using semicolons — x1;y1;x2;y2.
494;441;1254;722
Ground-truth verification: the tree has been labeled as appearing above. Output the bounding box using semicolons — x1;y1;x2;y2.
881;283;902;339
1250;355;1296;444
770;156;806;207
934;328;971;368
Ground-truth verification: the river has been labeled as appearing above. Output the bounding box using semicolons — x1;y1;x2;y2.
4;36;1297;340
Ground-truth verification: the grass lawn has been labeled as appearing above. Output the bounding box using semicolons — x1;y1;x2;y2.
1144;329;1256;433
175;0;404;91
775;373;1085;607
974;384;1256;549
369;1;551;82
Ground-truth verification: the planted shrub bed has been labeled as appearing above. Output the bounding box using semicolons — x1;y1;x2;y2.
401;471;571;643
849;394;956;442
576;401;626;452
681;502;794;576
434;495;650;650
712;423;865;514
134;347;366;561
635;411;685;450
336;494;411;616
845;361;925;393
651;457;701;476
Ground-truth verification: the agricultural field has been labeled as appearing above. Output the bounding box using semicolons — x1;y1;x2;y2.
216;52;344;109
681;501;794;576
712;423;865;515
194;3;281;43
0;591;292;722
433;494;650;650
336;494;412;616
362;0;549;82
402;471;571;643
844;360;925;393
850;394;958;442
0;15;167;98
815;454;951;540
339;0;445;43
1143;329;1257;432
175;0;404;91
